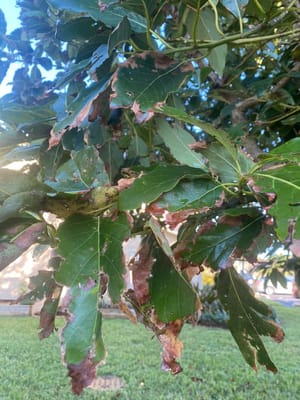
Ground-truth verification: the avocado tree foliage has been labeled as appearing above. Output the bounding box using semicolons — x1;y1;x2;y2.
0;0;300;394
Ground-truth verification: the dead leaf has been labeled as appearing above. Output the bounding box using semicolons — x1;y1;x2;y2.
117;177;136;191
39;284;62;339
130;236;154;304
188;141;207;150
67;354;97;395
290;239;300;257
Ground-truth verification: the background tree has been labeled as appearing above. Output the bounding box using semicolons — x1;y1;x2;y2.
0;0;299;394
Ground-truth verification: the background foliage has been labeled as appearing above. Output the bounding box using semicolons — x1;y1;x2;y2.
0;0;300;394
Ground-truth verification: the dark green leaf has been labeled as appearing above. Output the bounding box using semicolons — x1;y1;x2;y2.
56;17;100;41
183;215;263;269
98;214;131;302
47;0;146;32
157;119;207;170
157;179;222;211
56;214;130;302
246;0;273;18
51;77;110;143
118;165;205;210
0;191;44;223
149;250;197;322
221;0;249;18
44;146;109;194
111;53;192;122
254;164;300;239
217;267;283;372
202;143;254;182
108;16;131;55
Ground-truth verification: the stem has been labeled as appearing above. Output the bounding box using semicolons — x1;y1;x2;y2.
142;0;155;50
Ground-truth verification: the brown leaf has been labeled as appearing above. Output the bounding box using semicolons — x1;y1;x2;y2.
270;322;285;343
117;177;136;191
165;210;196;230
39;284;62;339
156;318;184;375
67;354;97;395
188;141;207;150
130;236;154;304
147;202;166;216
99;272;109;297
290;239;300;257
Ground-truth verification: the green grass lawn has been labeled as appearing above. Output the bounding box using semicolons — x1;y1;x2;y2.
0;304;299;400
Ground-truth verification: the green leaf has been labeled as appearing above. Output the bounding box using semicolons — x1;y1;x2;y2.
157;119;207;170
55;59;91;89
56;17;100;42
254;164;300;239
149;250;197;322
98;214;131;302
17;270;55;305
47;0;102;20
158;106;238;162
63;281;104;364
56;214;130;303
51;77;110;142
47;0;146;32
183;214;263;269
269;138;300;163
157;179;222;211
108;16;132;54
246;0;273;18
202;142;254;182
221;0;249;18
147;217;174;260
44;146;109;194
111;53;192;122
281;113;300;126
191;8;227;76
0;103;55;130
118;165;205;210
96;5;147;33
217;267;283;372
0;169;39;202
0;191;44;223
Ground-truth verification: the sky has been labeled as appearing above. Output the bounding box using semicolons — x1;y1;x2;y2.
0;1;20;96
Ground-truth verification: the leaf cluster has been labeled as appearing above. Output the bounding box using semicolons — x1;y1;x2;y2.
0;0;299;394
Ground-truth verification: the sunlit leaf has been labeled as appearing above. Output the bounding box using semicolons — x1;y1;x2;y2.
111;53;192;122
254;164;300;239
157;179;222;211
157;119;207;170
202;143;254;182
158;106;238;162
118;165;205;210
